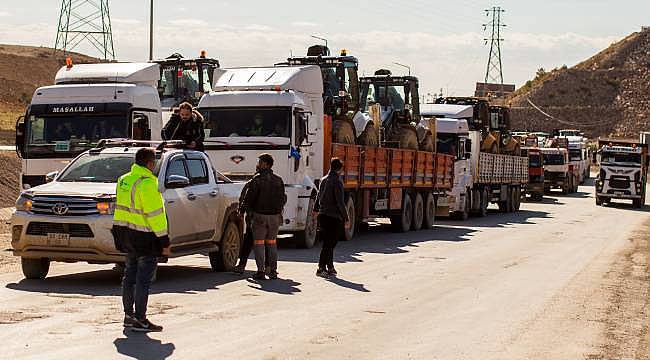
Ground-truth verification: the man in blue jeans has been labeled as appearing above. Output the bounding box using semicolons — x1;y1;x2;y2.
112;148;170;332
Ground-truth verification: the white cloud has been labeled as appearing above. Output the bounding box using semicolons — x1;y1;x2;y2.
111;18;141;25
168;18;207;26
0;11;9;17
244;24;272;32
291;21;318;27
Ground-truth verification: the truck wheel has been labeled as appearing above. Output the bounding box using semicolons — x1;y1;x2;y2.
633;198;643;208
209;221;241;272
498;188;510;213
21;257;50;280
343;197;356;241
514;187;522;211
508;187;516;212
391;193;413;232
595;196;602;206
478;188;488;217
294;197;317;248
423;193;435;229
412;193;424;231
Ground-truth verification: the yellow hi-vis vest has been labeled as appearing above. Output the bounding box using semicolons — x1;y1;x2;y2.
113;164;168;237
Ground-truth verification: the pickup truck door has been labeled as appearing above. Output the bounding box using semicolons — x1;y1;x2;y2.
184;153;219;242
162;155;201;245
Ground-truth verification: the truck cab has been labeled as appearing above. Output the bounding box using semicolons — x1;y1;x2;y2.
521;146;544;201
15;62;163;189
540;147;576;194
596;139;648;207
11;140;243;279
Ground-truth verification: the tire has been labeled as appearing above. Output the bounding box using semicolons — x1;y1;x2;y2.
478;188;488;217
455;191;470;220
633;198;643;208
423;193;436;229
21;257;50;280
507;187;515;212
412;193;424;231
343;196;356;241
498;188;510;213
514;187;522;211
209;221;241;272
294;197;317;248
596;196;603;206
357;121;379;147
332;118;356;144
390;192;413;232
391;125;419;150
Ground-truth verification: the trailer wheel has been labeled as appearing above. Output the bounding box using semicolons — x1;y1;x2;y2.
391;192;413;232
343;197;356;241
21;257;50;280
423;193;436;229
478;188;488;217
412;193;424;231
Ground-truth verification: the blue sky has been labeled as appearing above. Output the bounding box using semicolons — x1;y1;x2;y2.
0;0;647;96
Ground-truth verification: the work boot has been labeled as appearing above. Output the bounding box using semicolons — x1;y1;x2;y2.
131;318;163;332
327;266;338;277
253;271;266;280
233;263;245;274
316;268;329;278
268;270;278;280
123;314;137;328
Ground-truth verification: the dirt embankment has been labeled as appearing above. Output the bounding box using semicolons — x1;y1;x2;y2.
0;151;19;208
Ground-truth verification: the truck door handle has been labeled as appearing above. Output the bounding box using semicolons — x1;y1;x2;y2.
209;190;218;197
187;193;197;201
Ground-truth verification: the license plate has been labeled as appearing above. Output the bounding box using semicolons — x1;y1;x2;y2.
47;233;70;247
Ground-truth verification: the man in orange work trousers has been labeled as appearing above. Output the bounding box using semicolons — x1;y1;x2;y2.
242;153;287;280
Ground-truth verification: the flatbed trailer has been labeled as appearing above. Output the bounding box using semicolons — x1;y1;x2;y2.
329;142;454;238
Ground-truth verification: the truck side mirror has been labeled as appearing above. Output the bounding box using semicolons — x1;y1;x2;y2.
15;116;25;158
132;113;151;140
46;171;59;183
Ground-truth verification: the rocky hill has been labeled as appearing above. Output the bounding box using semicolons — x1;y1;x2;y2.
0;44;97;134
509;28;650;138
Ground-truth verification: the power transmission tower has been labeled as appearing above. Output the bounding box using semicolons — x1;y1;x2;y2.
55;0;115;60
483;6;505;85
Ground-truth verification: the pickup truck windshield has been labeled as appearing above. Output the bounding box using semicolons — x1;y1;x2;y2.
58;153;134;183
26;114;129;158
202;108;291;138
543;154;565;165
602;151;641;165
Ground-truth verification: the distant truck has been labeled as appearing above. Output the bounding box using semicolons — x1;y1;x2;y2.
595;138;649;207
521;146;544;201
11;140;244;279
421;104;529;220
540;147;579;194
15;62;163;189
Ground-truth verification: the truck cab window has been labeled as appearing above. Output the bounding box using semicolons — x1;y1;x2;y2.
187;158;208;184
166;158;187;179
295;111;308;145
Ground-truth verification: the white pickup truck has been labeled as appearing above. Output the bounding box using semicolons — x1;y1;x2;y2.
10;140;244;279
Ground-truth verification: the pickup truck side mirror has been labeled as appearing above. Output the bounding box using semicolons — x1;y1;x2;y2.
166;175;190;189
46;171;58;183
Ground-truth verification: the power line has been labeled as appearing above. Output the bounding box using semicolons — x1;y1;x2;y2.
54;0;115;60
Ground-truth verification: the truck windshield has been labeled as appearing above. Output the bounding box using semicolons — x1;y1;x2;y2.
360;82;406;113
569;149;582;161
26;114;129;158
529;154;542;167
202;108;291;138
602;151;641;165
543;154;565;165
160;66;210;100
436;133;458;156
58;153;135;183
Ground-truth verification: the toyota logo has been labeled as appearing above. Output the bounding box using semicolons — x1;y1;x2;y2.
52;203;69;216
230;155;245;164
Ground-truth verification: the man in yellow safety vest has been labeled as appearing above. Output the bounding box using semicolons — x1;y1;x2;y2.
112;148;170;332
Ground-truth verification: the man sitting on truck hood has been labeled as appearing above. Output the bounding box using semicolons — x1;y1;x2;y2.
161;102;205;151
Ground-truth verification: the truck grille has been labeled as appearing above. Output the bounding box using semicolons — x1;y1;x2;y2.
609;177;630;189
26;222;94;238
31;196;99;216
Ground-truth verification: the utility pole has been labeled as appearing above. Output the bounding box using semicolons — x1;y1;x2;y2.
393;62;411;76
149;0;154;60
483;6;506;86
54;0;115;60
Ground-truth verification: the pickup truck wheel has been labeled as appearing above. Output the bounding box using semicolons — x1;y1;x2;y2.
209;221;241;272
343;197;356;241
294;198;317;248
412;193;424;231
423;193;436;229
21;257;50;280
391;193;413;232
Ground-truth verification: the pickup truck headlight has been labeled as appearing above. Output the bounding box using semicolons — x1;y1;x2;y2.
96;201;115;215
15;194;33;212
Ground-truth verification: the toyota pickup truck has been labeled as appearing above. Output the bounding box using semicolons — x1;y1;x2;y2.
10;140;244;279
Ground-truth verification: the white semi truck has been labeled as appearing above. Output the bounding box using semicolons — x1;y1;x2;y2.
596;138;648;207
421;104;529;219
15;62;163;189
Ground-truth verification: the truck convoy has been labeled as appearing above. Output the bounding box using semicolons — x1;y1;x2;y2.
11;140;244;279
540;147;579;194
595;138;649;207
15;62;164;190
421;103;528;220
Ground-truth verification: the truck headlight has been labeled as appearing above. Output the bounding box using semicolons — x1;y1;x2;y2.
96;201;115;215
15;194;33;212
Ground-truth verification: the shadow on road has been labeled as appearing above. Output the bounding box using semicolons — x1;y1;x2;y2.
113;329;175;360
600;201;650;213
325;276;370;292
6;264;243;296
441;209;552;229
246;277;301;295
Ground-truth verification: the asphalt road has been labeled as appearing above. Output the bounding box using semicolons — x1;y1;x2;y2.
1;181;649;359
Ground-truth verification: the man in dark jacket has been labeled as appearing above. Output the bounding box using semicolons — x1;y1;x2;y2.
242;153;287;280
161;102;205;151
233;169;270;274
314;157;349;278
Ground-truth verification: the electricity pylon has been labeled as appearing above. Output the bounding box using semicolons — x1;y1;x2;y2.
55;0;115;60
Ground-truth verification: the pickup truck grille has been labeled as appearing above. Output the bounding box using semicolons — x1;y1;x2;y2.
31;196;99;216
609;177;631;189
26;222;94;238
